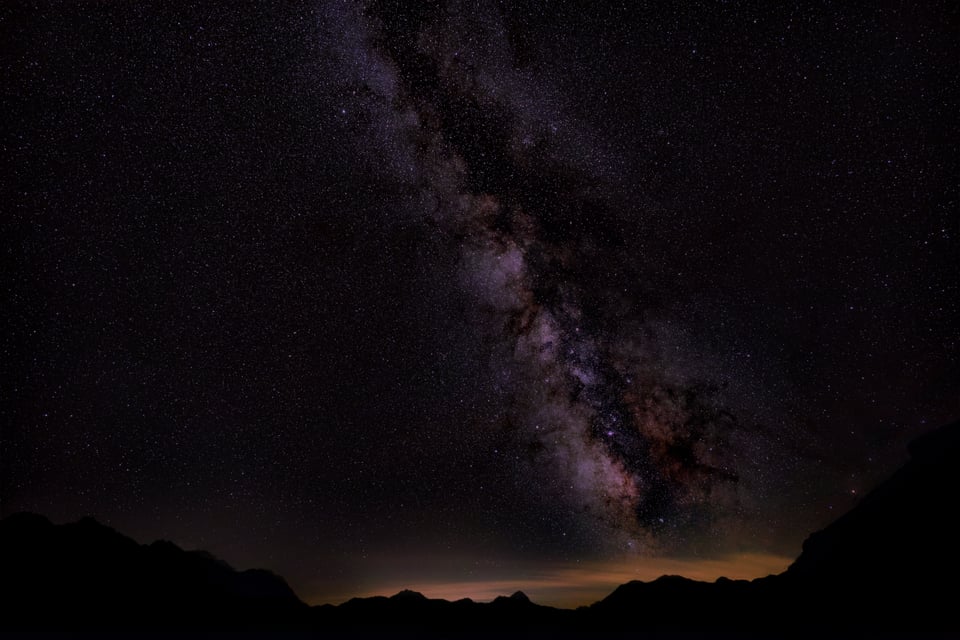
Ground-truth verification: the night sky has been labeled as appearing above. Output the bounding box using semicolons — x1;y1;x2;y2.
4;1;958;607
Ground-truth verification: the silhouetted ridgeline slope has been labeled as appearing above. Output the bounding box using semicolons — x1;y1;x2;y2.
315;587;574;633
1;420;957;633
0;512;308;630
783;418;959;628
586;419;960;632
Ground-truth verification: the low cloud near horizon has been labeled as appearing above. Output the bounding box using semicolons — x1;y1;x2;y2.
308;552;793;609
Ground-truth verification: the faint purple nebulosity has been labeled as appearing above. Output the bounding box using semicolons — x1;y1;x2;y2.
318;1;750;553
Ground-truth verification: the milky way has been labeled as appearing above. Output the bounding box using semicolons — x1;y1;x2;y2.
5;0;957;605
322;2;764;553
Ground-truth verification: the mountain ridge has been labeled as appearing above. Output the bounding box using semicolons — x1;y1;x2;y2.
2;419;957;632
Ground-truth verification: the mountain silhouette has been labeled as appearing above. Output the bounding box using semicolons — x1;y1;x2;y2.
328;586;569;633
780;418;959;629
2;420;956;633
585;419;959;632
496;590;531;604
0;512;307;630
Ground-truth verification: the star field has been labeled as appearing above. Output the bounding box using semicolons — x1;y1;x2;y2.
3;0;957;605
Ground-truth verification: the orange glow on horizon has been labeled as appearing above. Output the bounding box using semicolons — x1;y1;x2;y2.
306;552;793;609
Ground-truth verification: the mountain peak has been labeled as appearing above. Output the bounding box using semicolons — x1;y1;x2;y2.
492;590;533;606
390;589;428;602
652;574;695;585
